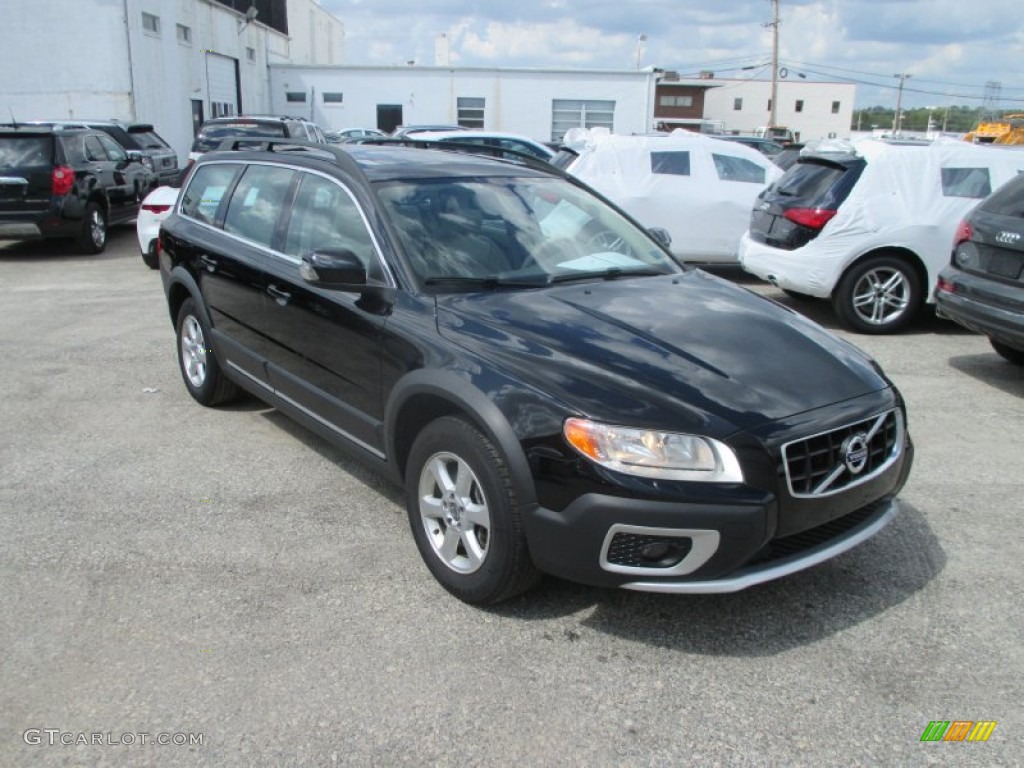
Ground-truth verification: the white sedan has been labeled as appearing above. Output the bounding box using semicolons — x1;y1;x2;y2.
137;186;179;269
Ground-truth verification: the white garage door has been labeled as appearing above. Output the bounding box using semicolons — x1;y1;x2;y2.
206;53;238;117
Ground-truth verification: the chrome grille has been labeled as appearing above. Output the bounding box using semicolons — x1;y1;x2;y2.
783;410;903;498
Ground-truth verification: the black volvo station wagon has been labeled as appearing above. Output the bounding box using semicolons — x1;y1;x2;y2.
158;139;913;604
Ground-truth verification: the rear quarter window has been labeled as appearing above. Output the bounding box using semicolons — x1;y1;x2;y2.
0;136;52;167
712;154;767;184
181;163;241;224
940;167;992;199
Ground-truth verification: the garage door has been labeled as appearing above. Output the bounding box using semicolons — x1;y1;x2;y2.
206;53;238;118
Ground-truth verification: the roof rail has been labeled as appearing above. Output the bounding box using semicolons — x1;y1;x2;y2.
352;136;555;171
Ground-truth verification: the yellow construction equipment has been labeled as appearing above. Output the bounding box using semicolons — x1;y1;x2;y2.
964;114;1024;145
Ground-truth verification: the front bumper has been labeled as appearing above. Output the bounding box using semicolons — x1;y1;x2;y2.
935;267;1024;350
523;400;913;593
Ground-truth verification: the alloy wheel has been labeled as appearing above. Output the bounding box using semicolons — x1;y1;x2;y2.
850;266;910;326
180;315;208;388
418;452;491;574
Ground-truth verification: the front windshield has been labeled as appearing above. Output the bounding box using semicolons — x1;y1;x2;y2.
375;175;680;288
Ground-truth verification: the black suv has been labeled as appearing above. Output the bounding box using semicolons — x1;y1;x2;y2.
159;140;913;604
1;125;156;253
936;172;1024;364
28;120;180;186
189;116;326;163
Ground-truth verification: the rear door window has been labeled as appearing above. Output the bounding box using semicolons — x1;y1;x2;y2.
941;167;992;199
650;151;690;176
180;163;241;224
223;164;297;248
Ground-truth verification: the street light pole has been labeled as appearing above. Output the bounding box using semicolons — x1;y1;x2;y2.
769;0;780;128
893;73;911;135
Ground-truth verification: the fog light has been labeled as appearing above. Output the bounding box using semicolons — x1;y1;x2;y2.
936;278;956;294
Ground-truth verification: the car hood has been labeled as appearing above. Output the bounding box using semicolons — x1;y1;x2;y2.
435;270;889;436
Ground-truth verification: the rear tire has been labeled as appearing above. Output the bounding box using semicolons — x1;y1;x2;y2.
175;298;239;406
833;254;922;334
78;202;107;255
991;338;1024;365
405;416;541;605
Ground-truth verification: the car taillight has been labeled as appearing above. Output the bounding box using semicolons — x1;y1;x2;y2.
51;166;75;195
782;208;838;230
142;203;172;214
953;219;973;248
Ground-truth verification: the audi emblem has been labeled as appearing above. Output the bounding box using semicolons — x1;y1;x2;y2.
996;231;1021;245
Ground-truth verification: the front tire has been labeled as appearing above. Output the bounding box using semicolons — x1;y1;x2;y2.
175;298;239;406
78;202;107;255
405;416;540;605
991;338;1024;365
833;254;922;334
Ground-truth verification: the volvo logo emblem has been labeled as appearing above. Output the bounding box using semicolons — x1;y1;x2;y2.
841;433;869;475
996;231;1021;245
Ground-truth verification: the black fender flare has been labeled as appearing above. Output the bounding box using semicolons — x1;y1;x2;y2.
384;369;539;509
164;265;208;328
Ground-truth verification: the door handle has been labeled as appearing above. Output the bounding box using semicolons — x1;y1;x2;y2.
267;284;292;305
199;254;216;271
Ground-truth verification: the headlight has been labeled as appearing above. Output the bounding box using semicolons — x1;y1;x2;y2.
563;418;744;482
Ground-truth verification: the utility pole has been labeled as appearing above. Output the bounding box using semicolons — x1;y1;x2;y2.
892;73;911;135
768;0;780;128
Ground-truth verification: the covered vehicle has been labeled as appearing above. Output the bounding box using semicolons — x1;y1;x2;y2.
740;138;1024;333
561;129;782;264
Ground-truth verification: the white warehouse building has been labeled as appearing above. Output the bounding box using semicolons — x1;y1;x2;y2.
269;65;658;142
0;0;344;162
703;78;856;141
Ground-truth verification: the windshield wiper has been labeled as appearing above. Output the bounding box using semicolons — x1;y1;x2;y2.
546;267;672;284
423;275;546;289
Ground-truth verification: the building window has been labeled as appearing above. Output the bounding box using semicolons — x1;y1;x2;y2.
795;100;805;113
211;102;235;118
733;98;743;111
323;92;344;104
767;99;772;112
658;95;693;108
141;12;160;36
176;24;191;44
286;92;307;103
457;97;485;128
551;99;615;141
832;100;841;114
246;47;256;62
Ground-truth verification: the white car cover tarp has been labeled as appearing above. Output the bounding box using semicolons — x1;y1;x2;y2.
739;138;1024;298
563;129;782;263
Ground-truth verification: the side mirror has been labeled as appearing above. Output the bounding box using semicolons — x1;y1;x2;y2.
126;149;144;163
648;227;672;249
300;248;367;289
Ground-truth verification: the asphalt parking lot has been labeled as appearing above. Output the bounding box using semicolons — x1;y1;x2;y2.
1;228;1022;766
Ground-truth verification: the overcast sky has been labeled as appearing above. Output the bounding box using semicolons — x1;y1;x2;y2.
317;0;1024;112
